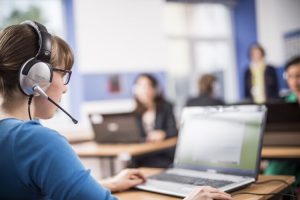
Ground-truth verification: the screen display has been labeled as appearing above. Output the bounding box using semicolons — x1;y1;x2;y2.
174;105;266;177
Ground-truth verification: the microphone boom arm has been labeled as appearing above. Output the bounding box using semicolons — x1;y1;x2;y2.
33;85;78;124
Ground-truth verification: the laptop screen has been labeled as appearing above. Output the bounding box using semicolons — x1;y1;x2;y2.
174;105;266;177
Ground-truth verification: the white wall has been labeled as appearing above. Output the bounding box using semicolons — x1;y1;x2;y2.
43;0;167;141
256;0;300;66
73;0;166;73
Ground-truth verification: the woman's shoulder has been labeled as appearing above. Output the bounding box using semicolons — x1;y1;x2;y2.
8;119;66;146
266;65;276;70
161;99;173;107
157;100;174;112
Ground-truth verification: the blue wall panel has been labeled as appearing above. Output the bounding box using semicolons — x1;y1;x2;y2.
232;0;257;99
64;0;83;118
82;72;167;101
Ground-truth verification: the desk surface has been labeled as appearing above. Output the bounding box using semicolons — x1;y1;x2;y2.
261;146;300;159
115;168;295;200
71;137;177;157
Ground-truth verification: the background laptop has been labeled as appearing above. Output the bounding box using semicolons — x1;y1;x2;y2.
137;105;266;197
88;112;144;143
264;102;300;146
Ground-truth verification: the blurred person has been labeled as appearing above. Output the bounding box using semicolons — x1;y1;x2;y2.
186;74;224;107
264;56;300;194
283;56;300;103
244;43;279;103
0;21;233;200
133;73;177;168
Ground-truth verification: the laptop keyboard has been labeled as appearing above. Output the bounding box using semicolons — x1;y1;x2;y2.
149;173;235;188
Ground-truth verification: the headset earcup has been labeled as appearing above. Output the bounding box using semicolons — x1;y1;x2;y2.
19;58;53;96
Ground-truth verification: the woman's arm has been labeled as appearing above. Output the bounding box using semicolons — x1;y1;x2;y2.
99;169;146;192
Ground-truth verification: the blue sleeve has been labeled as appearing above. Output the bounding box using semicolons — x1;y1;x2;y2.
13;123;117;200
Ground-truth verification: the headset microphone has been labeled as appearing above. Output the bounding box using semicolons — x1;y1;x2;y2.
33;85;78;124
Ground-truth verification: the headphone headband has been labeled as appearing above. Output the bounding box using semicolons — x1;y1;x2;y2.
21;20;52;62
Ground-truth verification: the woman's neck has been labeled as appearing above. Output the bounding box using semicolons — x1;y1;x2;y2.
144;102;156;111
0;99;30;121
251;59;265;66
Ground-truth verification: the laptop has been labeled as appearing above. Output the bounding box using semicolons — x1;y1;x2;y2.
136;105;267;197
88;112;144;143
264;102;300;146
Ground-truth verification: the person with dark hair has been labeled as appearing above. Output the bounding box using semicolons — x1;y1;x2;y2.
283;56;300;103
0;21;232;200
186;74;224;107
244;43;279;103
132;73;178;168
264;56;300;193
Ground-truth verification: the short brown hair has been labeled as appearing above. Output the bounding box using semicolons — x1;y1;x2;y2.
0;23;73;106
285;55;300;71
198;74;216;95
248;43;265;59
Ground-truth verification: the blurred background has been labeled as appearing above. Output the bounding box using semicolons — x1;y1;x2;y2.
0;0;300;140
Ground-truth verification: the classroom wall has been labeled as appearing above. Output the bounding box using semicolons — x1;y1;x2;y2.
232;0;257;98
64;0;168;121
68;0;254;115
64;0;83;119
82;72;166;101
256;0;300;91
42;0;300;139
232;0;300;98
65;0;300;119
256;0;300;66
73;0;166;73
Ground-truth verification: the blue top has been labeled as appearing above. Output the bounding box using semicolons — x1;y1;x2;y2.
0;118;117;200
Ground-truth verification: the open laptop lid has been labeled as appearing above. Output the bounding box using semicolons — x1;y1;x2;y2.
88;112;144;143
174;105;267;179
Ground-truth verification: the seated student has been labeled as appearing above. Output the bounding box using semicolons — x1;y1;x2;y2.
283;56;300;103
132;73;178;168
264;55;300;191
0;22;232;200
186;74;224;107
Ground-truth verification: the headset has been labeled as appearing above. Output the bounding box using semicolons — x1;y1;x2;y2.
18;20;78;124
19;20;52;96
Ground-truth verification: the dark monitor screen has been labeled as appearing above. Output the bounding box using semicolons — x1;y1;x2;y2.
265;102;300;132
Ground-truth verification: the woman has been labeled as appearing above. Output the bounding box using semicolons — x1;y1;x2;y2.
0;21;231;200
132;73;178;168
244;43;279;103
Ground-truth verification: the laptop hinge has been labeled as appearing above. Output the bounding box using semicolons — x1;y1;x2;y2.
206;169;218;173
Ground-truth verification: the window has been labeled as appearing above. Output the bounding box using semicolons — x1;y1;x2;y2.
164;2;238;106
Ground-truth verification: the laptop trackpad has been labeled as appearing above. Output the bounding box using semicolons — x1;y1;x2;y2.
136;179;195;197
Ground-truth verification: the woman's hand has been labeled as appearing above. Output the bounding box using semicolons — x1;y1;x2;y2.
146;130;166;142
100;169;146;192
184;186;232;200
